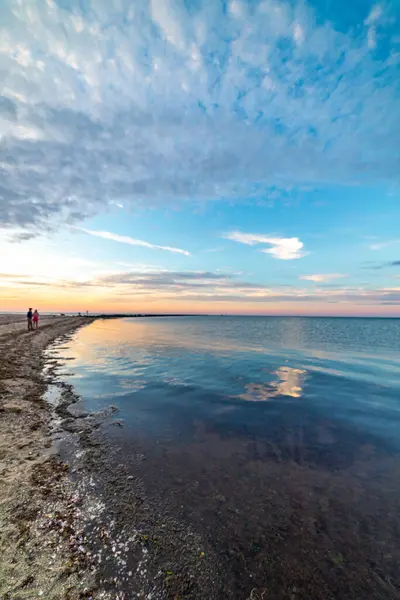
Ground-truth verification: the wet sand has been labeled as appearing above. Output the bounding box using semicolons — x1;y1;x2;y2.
0;315;98;599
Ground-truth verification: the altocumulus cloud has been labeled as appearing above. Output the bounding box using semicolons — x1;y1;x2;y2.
0;0;399;232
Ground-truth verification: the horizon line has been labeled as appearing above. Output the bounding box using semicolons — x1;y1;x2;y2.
1;311;399;320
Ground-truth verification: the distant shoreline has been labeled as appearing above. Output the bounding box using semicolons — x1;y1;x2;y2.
0;312;399;320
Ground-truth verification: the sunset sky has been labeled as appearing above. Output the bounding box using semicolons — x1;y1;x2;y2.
1;0;399;316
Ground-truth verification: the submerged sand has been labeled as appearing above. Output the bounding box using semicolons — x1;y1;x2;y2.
0;315;97;599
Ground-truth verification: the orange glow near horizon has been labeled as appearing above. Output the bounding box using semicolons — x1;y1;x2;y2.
1;292;399;318
1;235;399;319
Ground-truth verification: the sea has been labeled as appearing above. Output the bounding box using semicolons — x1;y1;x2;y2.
52;316;400;599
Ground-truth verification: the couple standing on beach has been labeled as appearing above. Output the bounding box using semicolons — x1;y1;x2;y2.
27;308;39;331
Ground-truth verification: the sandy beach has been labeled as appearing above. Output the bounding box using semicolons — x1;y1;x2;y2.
0;315;97;599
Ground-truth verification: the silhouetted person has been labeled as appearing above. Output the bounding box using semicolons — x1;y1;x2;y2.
27;308;33;331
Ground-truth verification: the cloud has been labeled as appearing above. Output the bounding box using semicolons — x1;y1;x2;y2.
204;247;224;253
225;231;306;260
96;271;235;287
364;4;384;50
363;259;400;269
0;0;399;231
0;273;30;279
80;228;190;256
369;239;400;250
13;280;52;287
61;269;273;293
261;239;305;260
300;273;348;283
115;262;165;272
8;232;38;242
3;266;400;308
75;269;400;306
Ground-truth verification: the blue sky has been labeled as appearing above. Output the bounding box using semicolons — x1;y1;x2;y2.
0;0;399;314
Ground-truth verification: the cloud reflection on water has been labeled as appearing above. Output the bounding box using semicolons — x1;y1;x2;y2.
240;367;306;402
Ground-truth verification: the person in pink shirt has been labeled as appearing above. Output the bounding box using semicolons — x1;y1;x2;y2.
32;309;39;330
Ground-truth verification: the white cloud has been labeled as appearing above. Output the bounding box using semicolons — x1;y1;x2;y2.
293;23;305;46
365;4;384;25
225;232;272;246
0;0;399;232
225;231;306;260
80;228;191;256
300;273;348;283
150;0;187;51
364;4;384;49
260;238;305;260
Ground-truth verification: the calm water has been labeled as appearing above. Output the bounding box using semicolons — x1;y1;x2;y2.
59;316;400;447
54;316;400;599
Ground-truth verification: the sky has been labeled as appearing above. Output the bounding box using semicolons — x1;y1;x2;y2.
0;0;400;316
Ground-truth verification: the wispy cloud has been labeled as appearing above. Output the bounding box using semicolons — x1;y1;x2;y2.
363;259;400;269
300;274;348;283
115;262;166;272
24;269;400;307
3;266;400;308
204;247;224;253
93;270;236;289
369;239;400;250
80;229;191;256
225;232;306;260
364;4;384;50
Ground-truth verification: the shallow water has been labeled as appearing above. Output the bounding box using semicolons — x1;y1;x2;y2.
54;316;400;599
57;316;400;447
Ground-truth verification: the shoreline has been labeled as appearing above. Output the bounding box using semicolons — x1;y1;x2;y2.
0;316;100;599
0;315;215;599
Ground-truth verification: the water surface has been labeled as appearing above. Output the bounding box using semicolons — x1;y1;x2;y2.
55;316;400;599
60;316;400;446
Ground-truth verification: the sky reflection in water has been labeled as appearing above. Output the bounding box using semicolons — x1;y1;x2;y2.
54;316;400;449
